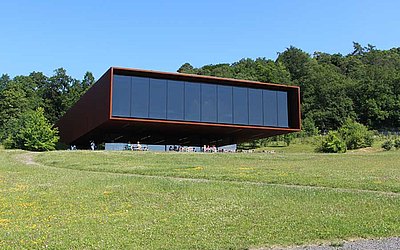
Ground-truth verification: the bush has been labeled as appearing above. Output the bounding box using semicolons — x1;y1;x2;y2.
394;138;400;150
317;131;347;153
338;119;374;150
381;140;393;151
4;108;59;151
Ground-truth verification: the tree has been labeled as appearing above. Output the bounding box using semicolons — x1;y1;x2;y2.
277;46;311;81
300;62;356;131
40;68;75;124
178;63;197;74
81;71;95;90
5;108;59;151
0;74;11;91
301;117;319;137
0;81;31;140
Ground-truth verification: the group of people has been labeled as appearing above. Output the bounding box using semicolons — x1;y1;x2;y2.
203;145;218;153
69;141;235;153
167;145;222;153
126;141;147;151
168;145;197;152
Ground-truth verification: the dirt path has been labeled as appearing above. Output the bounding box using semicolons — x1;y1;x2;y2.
15;152;40;165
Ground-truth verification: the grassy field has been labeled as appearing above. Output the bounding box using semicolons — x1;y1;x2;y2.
1;148;399;249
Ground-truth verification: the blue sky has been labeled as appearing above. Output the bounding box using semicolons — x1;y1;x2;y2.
1;0;399;80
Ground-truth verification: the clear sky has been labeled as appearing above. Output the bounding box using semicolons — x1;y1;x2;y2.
1;0;399;80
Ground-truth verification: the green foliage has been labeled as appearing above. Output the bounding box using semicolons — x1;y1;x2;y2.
179;43;400;132
5;108;59;151
283;134;295;146
277;46;311;81
177;63;197;74
317;131;347;153
338;119;374;150
394;138;400;150
381;140;394;151
178;57;292;84
300;61;356;130
0;68;93;147
301;117;319;136
0;84;28;134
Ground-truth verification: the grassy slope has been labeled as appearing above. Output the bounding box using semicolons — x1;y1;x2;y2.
37;150;400;193
1;149;400;249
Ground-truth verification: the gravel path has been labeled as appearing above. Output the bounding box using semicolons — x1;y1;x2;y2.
264;237;400;250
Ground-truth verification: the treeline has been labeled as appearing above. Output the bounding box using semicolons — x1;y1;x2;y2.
178;43;400;132
0;43;399;150
0;69;95;144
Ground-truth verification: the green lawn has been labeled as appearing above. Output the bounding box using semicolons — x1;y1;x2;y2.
36;150;400;193
1;149;399;249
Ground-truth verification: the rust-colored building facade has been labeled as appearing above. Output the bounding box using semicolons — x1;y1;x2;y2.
57;67;301;147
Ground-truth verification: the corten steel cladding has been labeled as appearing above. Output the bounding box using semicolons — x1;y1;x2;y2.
56;67;301;147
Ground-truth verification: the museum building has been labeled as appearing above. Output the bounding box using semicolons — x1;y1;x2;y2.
57;67;301;147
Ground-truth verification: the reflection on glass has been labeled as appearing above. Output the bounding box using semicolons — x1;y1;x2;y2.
112;75;131;117
149;78;167;119
248;88;263;125
277;91;289;127
131;76;149;118
233;87;249;125
201;83;217;122
263;90;277;126
167;80;184;120
184;82;201;121
112;75;290;128
217;85;233;123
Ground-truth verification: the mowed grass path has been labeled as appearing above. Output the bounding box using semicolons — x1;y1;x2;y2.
37;150;400;193
0;150;399;249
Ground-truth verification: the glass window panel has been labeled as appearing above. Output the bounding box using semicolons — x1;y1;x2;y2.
112;75;131;117
248;88;263;125
233;87;249;125
167;80;184;120
201;83;217;122
263;90;278;126
184;82;201;121
277;91;289;127
131;76;149;118
217;85;233;124
149;78;167;119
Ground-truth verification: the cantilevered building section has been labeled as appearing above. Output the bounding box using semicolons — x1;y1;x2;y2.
57;67;301;147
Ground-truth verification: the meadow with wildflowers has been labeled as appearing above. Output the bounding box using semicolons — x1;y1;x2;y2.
1;149;399;249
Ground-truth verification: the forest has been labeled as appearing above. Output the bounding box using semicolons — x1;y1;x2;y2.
0;43;399;150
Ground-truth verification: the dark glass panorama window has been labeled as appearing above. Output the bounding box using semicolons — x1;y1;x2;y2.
131;76;149;118
112;75;131;117
149;79;167;119
167;80;184;120
248;88;263;126
112;75;290;128
263;90;277;127
277;91;289;127
184;82;201;121
233;87;249;125
201;83;217;122
217;85;233;124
